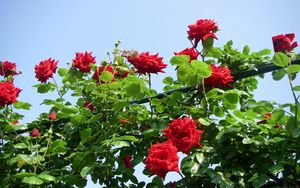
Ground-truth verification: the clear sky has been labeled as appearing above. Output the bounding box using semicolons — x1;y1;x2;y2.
1;0;300;186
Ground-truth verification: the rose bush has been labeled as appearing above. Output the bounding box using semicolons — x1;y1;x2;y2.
0;18;299;188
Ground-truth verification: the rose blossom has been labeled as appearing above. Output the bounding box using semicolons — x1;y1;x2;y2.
49;112;56;121
163;116;204;154
187;19;218;48
93;65;115;83
272;33;298;52
127;52;167;74
119;118;129;124
174;48;199;62
31;128;40;137
145;139;179;179
204;64;234;88
122;155;133;169
0;61;18;77
34;58;58;83
83;100;94;111
0;81;21;106
73;52;96;73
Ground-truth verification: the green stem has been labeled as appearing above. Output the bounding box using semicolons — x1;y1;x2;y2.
201;78;208;116
52;78;63;100
148;73;153;119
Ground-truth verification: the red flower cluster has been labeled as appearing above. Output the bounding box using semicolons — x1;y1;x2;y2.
145;140;179;179
272;33;298;53
0;61;18;77
73;52;96;73
34;58;58;83
0;81;21;106
205;64;234;88
122;155;133;169
83;100;94;111
127;52;167;74
187;19;218;48
174;48;199;62
93;65;116;83
163;116;204;154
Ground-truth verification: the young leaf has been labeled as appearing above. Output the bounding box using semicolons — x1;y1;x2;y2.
272;52;289;67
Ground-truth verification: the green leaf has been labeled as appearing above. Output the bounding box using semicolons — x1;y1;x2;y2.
287;65;300;74
13;101;32;110
233;110;245;119
62;106;78;114
207;48;223;58
80;166;93;178
292;128;300;138
125;82;141;97
270;165;284;175
48;140;68;154
286;116;296;134
272;52;290;67
14;143;28;149
152;176;163;186
293;86;300;91
22;176;43;185
110;141;130;147
223;91;239;109
100;70;114;82
162;76;173;85
170;55;190;65
71;114;84;125
80;128;92;142
58;68;68;76
272;69;286;81
177;63;198;87
243;45;250;55
191;60;212;78
195;153;204;164
38;174;56;182
257;49;271;56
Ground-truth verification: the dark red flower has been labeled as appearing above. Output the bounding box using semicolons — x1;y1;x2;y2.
174;48;199;62
187;19;218;48
93;65;115;83
272;33;298;52
127;52;167;74
163;116;204;154
12;120;19;125
204;64;234;88
83;100;94;111
169;181;176;187
34;58;58;83
0;61;18;77
116;67;129;78
31;128;40;137
49;112;56;121
73;52;96;73
122;155;133;169
145;140;179;179
0;81;21;106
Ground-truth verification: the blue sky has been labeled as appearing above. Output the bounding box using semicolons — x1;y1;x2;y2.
1;0;300;186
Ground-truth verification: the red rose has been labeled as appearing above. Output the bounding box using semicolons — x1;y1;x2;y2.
93;65;115;83
145;140;179;179
12;120;19;125
187;19;218;48
122;155;133;169
116;67;129;78
49;112;56;121
272;33;298;52
34;58;58;83
83;100;94;111
31;128;40;137
163;116;204;154
0;81;21;106
204;64;234;88
174;48;199;62
73;52;96;73
0;61;18;77
127;52;167;74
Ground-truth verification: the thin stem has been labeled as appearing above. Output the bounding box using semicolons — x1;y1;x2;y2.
201;78;208;116
52;78;63;100
148;73;153;119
